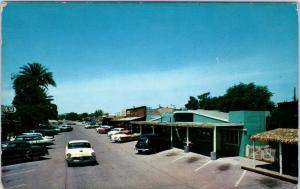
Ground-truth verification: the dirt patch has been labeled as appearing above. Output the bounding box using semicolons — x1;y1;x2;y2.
217;163;231;171
186;157;200;163
165;152;178;157
258;178;281;188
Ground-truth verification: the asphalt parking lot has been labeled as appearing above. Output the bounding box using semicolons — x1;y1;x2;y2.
119;141;297;189
1;125;298;189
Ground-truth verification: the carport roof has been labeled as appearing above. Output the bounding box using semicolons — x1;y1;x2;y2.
250;128;298;144
130;121;243;128
114;116;144;121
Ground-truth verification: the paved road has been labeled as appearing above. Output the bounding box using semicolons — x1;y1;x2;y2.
1;125;193;189
1;125;297;189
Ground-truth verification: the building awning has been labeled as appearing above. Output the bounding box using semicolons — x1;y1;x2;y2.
250;128;298;145
131;121;243;129
113;116;144;122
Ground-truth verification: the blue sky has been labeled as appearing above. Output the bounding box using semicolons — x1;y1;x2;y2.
2;2;298;114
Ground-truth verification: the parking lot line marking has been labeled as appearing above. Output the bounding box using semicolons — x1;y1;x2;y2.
234;170;247;187
6;184;26;189
194;160;211;172
172;155;187;163
2;169;35;177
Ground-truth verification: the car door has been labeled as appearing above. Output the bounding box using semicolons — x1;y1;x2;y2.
17;142;31;159
2;143;18;160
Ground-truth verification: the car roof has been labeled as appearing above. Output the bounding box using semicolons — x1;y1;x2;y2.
68;140;89;144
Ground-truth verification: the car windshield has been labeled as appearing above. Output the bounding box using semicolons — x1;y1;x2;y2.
139;137;149;143
68;142;91;149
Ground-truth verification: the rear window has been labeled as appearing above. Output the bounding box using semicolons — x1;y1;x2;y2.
68;142;91;149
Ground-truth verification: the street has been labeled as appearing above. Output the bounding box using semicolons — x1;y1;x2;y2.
1;125;297;189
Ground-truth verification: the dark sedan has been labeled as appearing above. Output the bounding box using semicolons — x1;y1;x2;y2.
2;141;49;164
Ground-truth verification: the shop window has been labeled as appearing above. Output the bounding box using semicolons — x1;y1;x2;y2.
223;130;239;146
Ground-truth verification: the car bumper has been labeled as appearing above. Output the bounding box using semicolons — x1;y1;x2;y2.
66;156;96;164
135;147;150;152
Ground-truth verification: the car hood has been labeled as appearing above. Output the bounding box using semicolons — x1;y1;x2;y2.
66;148;95;157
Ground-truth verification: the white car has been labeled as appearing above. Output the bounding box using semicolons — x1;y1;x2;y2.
65;140;97;166
107;128;125;138
111;132;140;143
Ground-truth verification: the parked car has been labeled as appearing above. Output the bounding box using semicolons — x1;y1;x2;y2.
65;140;97;166
135;134;171;154
20;133;55;141
84;124;100;129
29;127;59;137
2;141;49;164
14;134;54;146
107;128;125;138
96;125;113;134
111;132;140;143
59;125;73;132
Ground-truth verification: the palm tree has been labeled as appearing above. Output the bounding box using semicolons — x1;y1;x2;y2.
11;63;57;130
12;63;56;91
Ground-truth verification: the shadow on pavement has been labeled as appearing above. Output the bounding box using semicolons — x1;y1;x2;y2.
2;157;51;166
68;161;99;167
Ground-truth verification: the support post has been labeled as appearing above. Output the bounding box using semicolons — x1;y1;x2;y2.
279;142;282;175
152;126;155;134
210;126;217;160
213;126;217;153
140;125;142;135
186;127;189;147
184;127;189;153
170;126;173;148
252;141;256;168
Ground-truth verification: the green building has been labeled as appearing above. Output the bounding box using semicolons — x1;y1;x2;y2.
132;109;269;158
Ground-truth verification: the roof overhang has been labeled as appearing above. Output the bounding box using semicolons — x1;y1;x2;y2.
113;116;144;122
131;121;243;129
251;128;298;144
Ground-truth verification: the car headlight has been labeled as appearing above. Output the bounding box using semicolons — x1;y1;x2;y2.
66;153;72;158
91;152;96;156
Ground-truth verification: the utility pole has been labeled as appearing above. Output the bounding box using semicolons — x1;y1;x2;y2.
293;87;297;102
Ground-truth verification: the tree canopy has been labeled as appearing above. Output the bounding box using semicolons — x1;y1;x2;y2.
185;83;275;112
12;63;57;130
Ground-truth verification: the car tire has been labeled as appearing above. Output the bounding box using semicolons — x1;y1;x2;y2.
25;150;32;159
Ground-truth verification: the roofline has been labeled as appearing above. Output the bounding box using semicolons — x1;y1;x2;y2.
131;121;243;128
174;110;229;122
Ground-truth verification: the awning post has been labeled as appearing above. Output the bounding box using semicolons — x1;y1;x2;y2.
213;126;216;153
152;126;155;134
186;127;189;147
170;126;173;148
279;142;282;175
252;140;256;168
140;125;142;135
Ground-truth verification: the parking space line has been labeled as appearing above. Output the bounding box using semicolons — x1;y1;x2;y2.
194;160;211;172
2;169;35;177
234;170;247;187
6;184;26;189
172;155;187;163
